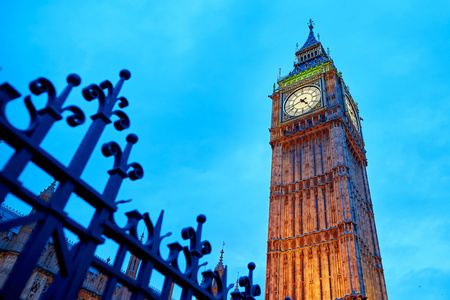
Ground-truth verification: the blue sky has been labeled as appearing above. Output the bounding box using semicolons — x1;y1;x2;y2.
1;0;450;299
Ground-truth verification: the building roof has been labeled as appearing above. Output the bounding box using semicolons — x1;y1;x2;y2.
297;20;319;53
277;20;332;83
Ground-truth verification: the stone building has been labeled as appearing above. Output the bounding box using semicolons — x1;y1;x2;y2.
0;181;135;300
265;21;388;300
0;181;229;300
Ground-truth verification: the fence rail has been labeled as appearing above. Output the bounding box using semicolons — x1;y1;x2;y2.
0;71;260;300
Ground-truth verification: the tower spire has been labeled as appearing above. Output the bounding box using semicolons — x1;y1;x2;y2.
220;242;224;262
297;20;319;53
39;180;57;201
211;243;226;297
215;242;225;272
277;19;331;82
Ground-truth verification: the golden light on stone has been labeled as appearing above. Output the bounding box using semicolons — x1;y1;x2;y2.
265;22;388;300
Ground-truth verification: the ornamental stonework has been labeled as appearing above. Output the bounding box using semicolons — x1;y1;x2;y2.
265;21;388;300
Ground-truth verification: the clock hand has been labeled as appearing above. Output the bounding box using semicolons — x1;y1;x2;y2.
288;98;301;107
285;104;296;112
286;97;308;112
291;97;307;107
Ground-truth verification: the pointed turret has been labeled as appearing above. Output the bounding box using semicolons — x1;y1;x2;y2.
297;19;319;53
39;180;57;201
211;243;226;297
214;246;225;277
278;19;332;82
230;273;239;300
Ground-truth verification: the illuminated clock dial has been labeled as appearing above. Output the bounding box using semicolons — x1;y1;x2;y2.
345;95;359;131
284;86;321;117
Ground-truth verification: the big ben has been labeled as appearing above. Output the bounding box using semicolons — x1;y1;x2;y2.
265;21;388;300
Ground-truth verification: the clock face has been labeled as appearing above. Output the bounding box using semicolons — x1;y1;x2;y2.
284;86;321;117
345;95;359;131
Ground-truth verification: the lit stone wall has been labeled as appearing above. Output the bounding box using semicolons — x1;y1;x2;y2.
265;67;388;300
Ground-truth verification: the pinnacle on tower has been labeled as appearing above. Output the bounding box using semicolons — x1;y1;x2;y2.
229;273;239;300
210;244;226;298
39;180;57;201
297;19;319;53
278;20;331;82
214;242;225;273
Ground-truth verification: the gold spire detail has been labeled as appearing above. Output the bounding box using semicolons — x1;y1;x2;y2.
215;242;225;272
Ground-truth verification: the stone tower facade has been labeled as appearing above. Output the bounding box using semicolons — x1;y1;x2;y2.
265;21;388;300
0;182;143;300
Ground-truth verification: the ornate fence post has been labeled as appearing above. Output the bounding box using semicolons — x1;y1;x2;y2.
0;71;261;300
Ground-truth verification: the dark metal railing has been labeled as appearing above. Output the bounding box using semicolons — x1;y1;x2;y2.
0;71;261;300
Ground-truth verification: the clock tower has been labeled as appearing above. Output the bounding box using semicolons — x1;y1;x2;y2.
265;21;388;300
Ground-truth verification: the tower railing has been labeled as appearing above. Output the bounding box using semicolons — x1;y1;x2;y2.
0;71;261;300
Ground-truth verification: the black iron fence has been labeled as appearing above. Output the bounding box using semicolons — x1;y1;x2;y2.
0;71;261;300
